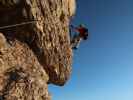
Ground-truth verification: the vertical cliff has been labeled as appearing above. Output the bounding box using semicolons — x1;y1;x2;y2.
0;0;76;100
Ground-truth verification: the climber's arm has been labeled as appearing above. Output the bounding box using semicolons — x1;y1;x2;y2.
70;25;80;33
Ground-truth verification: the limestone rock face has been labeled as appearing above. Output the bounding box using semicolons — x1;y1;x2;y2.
0;0;76;86
0;0;76;100
0;34;50;100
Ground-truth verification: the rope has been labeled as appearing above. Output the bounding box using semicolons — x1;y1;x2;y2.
0;20;40;30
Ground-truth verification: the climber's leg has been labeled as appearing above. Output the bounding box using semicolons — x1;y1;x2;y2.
69;25;76;41
71;33;78;43
76;38;82;49
71;35;82;49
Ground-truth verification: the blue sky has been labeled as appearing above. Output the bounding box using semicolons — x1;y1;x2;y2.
49;0;133;100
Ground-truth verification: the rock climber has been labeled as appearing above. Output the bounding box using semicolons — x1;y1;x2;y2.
70;24;89;49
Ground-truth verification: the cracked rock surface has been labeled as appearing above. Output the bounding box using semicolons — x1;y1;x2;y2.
0;35;50;100
0;0;76;99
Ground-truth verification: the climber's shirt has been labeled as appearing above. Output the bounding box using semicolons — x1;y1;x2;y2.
75;27;88;40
